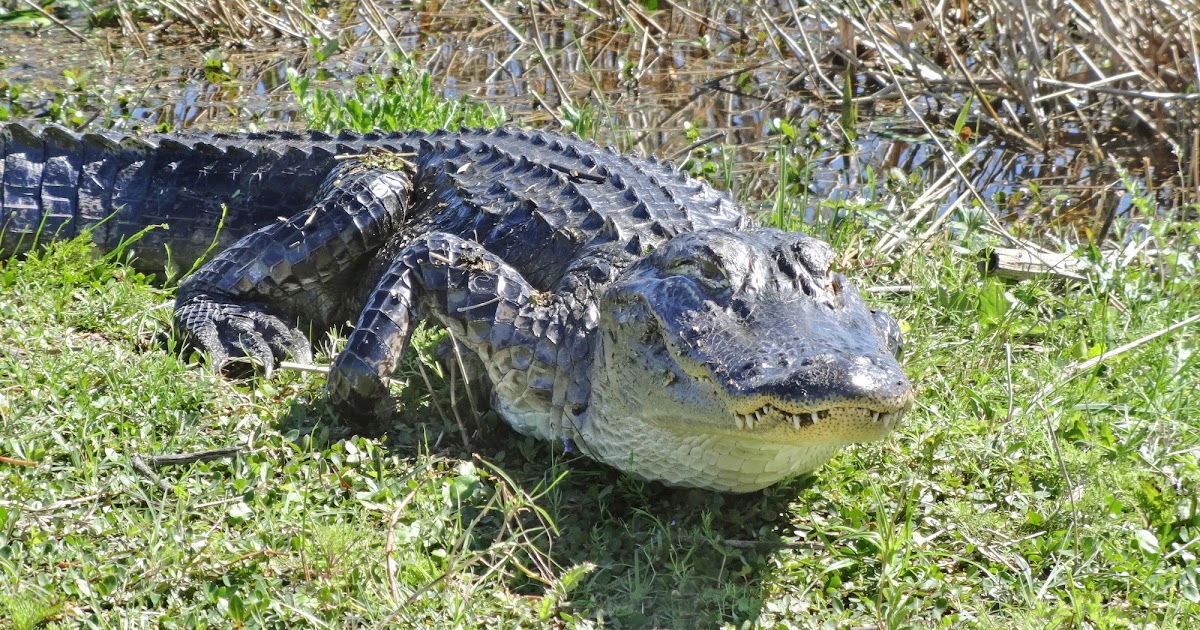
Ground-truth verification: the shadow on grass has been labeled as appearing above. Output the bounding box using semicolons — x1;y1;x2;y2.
279;392;812;629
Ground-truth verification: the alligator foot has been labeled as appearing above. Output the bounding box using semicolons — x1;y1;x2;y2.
174;293;312;377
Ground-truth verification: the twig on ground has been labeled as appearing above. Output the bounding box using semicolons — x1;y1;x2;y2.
1031;311;1200;405
977;247;1088;282
279;361;330;375
863;285;916;294
147;447;243;468
131;455;173;493
0;455;37;467
279;359;400;388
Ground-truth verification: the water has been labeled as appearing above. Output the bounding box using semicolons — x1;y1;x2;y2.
1;0;1194;231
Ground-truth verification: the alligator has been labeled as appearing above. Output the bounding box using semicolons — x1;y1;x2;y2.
0;122;913;492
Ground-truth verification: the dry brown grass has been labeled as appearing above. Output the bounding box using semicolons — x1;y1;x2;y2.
110;0;335;42
776;0;1198;178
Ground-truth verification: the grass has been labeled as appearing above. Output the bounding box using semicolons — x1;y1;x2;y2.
286;63;508;134
3;57;1200;630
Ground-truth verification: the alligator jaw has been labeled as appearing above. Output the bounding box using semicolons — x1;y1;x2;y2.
584;320;911;491
652;290;914;447
657;361;911;447
729;404;904;443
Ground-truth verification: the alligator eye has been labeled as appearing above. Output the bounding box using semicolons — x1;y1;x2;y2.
668;259;727;287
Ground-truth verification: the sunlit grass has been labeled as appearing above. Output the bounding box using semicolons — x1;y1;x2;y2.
2;57;1199;629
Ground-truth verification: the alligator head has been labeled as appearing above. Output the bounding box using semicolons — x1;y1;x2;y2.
583;228;913;492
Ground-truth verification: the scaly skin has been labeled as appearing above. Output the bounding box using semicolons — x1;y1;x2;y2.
1;122;913;492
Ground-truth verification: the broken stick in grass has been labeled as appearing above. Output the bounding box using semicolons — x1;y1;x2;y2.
147;447;244;469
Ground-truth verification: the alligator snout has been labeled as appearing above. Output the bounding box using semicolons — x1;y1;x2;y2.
737;351;913;413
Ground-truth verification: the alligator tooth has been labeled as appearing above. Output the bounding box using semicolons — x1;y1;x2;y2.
745;414;755;430
735;415;746;430
811;412;819;425
791;414;801;430
872;411;881;423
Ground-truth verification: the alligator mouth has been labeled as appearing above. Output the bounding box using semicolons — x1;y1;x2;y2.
638;309;907;441
676;359;908;442
731;403;903;432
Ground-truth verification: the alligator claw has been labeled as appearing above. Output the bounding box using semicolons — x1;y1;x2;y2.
174;294;312;376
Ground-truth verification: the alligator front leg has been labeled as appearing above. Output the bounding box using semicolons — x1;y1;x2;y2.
174;161;412;373
328;232;597;439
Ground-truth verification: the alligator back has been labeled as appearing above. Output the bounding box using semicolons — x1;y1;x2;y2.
0;123;748;277
1;123;419;273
